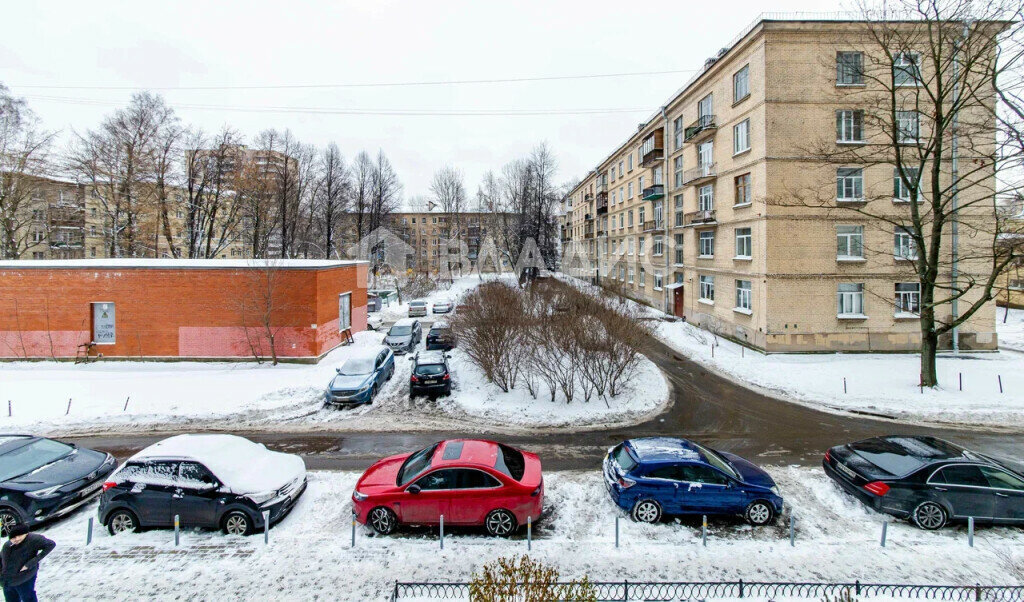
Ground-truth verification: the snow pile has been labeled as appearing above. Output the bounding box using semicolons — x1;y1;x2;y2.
29;468;1024;601
1000;308;1024;352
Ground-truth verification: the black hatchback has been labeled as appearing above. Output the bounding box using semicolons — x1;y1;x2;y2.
824;435;1024;530
409;350;452;398
0;435;117;535
425;321;455;351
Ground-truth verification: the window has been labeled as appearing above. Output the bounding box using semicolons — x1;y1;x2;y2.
735;228;752;258
836;110;864;143
627;182;633;198
628;237;634;255
698;94;713;119
698;231;715;257
673;156;684;188
837;283;865;316
735;280;752;312
654;271;663;291
698;185;714;211
836;168;864;201
699;275;715;301
32;252;44;260
896;111;920;143
893;167;920;202
339;293;352;331
674;195;685;227
980;466;1024;491
639;268;646;286
673;116;684;150
619;266;625;281
638;207;645;225
931;465;987;488
638;236;645;256
653;235;663;256
733;65;750;103
628;154;633;172
895;282;920;315
628;210;634;227
894;227;918;260
893;52;922;86
92;302;116;344
179;462;219;489
837;225;864;259
733;119;750;154
415;469;457;491
734;173;751;206
628;267;634;284
618;161;624;177
674;233;684;264
837;51;864;85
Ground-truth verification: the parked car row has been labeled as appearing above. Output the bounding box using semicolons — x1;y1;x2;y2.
408;299;454;317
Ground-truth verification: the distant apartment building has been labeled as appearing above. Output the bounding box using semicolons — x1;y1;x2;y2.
11;176;88;260
565;17;1000;352
389;210;513;273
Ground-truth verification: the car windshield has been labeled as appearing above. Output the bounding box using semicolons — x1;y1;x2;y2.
397;443;439;486
0;438;74;482
692;442;739;480
410;302;426;307
429;328;446;336
612;444;638;473
415;364;445;376
339;357;376;375
389;326;412;336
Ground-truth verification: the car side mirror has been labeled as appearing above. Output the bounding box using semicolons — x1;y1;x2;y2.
407;484;421;495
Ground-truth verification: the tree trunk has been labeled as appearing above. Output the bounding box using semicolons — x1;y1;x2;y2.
919;313;939;387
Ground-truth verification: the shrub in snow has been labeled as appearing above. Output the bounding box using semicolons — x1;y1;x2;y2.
469;555;597;602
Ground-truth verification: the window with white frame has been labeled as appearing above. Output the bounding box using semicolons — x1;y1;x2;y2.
893;52;922;86
894;227;918;260
698;94;713;119
735;173;751;206
628;182;633;198
638;236;646;256
836;110;864;143
699;275;715;301
674;233;684;264
674;116;684;150
735;280;752;311
628;210;634;227
628;266;634;284
733;65;750;103
836;168;864;201
837;225;864;259
653;201;663;228
619;266;625;281
638;206;645;225
698;231;714;257
896;111;920;143
895;282;920;314
628;237;634;255
837;283;865;316
698;185;714;211
674;195;685;227
654;271;663;290
639;267;646;286
836;51;864;85
628;154;633;172
894;166;920;201
673;156;684;188
653;235;664;256
618;161;624;177
733;119;750;154
735;227;752;258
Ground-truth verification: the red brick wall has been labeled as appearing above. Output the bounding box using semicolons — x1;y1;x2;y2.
0;264;366;359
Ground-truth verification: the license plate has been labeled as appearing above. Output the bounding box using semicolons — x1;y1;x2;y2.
836;461;857;480
80;482;103;497
423;379;437;385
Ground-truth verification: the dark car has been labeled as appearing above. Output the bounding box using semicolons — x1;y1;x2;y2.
99;434;306;536
823;435;1024;530
324;345;395;406
0;435;117;535
385;318;422;355
409;350;452;398
425;321;455;351
604;437;783;526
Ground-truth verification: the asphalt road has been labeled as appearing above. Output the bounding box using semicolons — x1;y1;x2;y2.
64;333;1024;473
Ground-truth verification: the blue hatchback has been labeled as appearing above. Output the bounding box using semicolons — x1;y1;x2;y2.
324;346;395;406
603;437;784;526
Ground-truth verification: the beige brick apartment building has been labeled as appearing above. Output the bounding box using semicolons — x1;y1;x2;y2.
565;17;999;353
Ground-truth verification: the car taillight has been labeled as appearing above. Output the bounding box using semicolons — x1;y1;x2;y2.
825;450;832;463
102;481;116;492
410;375;418;383
864;481;890;496
617;477;636;489
443;373;450;380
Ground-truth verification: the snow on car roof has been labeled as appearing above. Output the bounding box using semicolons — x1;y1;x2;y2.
627;437;701;462
409;300;428;305
416;350;447;364
127;434;304;493
393;318;419;326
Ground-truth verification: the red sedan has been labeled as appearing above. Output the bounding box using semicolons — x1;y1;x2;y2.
352;439;544;537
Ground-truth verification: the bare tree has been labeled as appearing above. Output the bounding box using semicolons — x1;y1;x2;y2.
183;127;246;258
430;165;468;280
351;151;374;241
312;143;351;258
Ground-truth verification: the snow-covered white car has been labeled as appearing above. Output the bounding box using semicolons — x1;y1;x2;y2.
367;313;384;330
408;300;429;317
432;300;454;314
98;434;306;536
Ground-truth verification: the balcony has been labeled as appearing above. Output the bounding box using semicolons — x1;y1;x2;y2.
596;197;608;215
682;163;717;186
641;184;665;201
585;213;594;221
684;114;717;142
585;193;594;202
642;220;665;233
639;130;665;167
685;210;717;226
597;229;606;237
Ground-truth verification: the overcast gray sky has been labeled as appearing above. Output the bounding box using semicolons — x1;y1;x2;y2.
2;0;838;199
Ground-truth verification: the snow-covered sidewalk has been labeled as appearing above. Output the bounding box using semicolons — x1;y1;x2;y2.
31;468;1024;601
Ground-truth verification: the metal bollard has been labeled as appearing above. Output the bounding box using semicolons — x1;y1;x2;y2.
439;514;444;550
263;511;270;544
87;517;93;545
880;520;888;547
123;396;130;412
527;516;532;551
66;398;72;415
968;516;974;547
843;377;847;394
789;515;795;547
174;514;180;546
959;372;963;391
998;375;1003;394
351;512;356;548
702;515;707;547
615;515;619;548
7;400;10;417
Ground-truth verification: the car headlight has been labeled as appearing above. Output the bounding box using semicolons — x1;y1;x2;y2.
353;490;368;501
26;484;63;499
246;491;278;506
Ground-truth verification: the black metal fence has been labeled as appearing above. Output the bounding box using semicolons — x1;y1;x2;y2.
391;580;1024;601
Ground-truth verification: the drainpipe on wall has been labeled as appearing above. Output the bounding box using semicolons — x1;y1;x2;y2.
661;106;671;314
950;19;970;354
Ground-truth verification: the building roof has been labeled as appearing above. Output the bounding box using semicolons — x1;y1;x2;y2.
0;258;367;270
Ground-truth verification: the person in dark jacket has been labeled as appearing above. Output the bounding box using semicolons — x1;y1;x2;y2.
0;525;55;602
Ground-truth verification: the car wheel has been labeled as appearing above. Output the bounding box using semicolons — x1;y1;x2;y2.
912;501;947;530
745;500;775;526
107;509;139;535
386;367;394;381
368;507;398;535
222;510;253;536
0;509;21;537
369;384;378;403
631;499;662;523
485;509;518;537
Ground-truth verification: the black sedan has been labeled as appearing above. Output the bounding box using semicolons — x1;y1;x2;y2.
0;435;117;535
425;321;455;351
824;435;1024;530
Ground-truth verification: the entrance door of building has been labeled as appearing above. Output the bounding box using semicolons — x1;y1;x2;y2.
673;286;684;317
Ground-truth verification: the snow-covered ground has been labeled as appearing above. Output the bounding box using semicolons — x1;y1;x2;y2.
999;307;1024;352
31;468;1024;601
0;274;667;435
375;273;508;323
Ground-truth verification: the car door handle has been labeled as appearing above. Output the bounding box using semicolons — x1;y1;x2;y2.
995;492;1009;497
